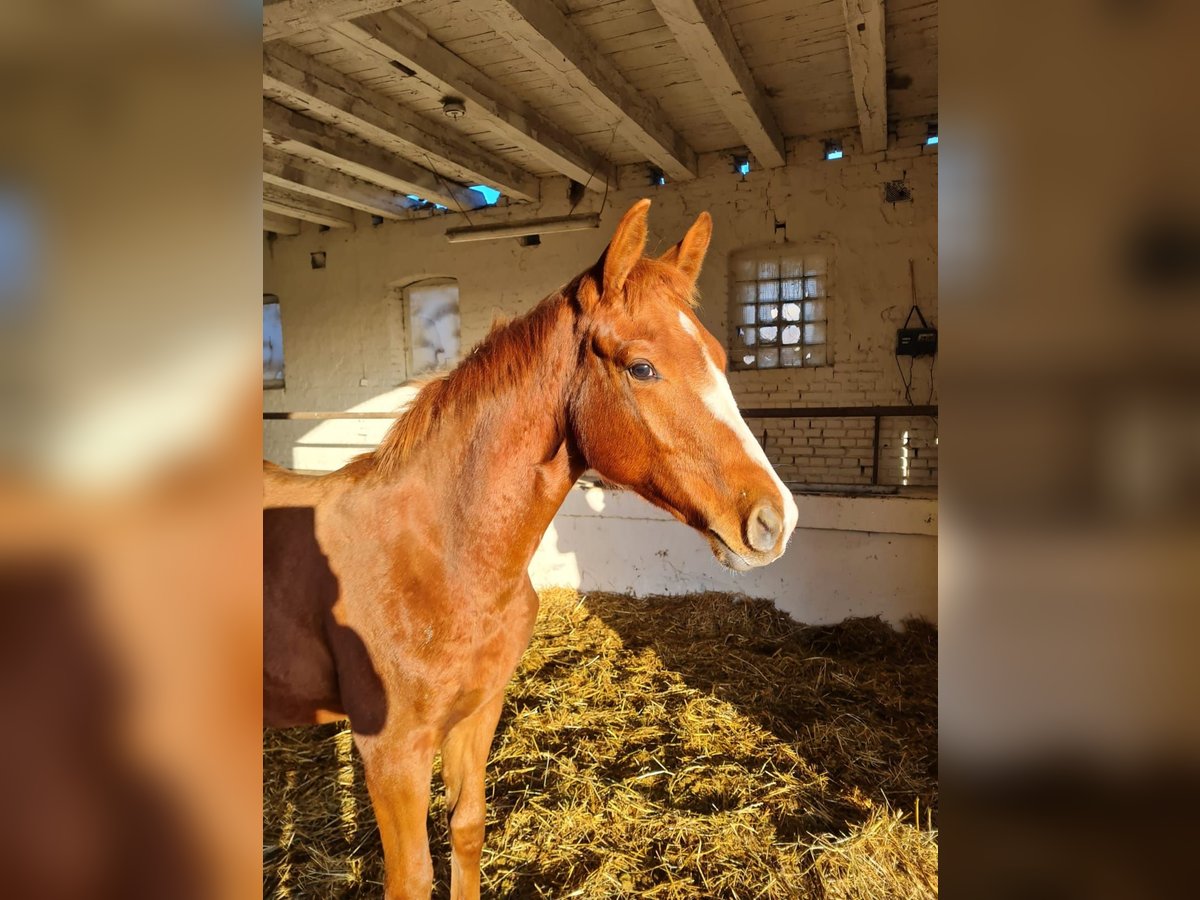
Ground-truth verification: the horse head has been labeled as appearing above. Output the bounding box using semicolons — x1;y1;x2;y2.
569;199;798;570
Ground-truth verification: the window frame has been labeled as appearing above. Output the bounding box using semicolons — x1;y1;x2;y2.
263;294;285;390
399;277;461;377
728;245;833;371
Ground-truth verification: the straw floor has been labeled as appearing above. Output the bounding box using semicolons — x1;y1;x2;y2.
264;589;937;898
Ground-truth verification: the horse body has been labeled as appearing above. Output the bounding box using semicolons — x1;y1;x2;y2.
264;201;798;899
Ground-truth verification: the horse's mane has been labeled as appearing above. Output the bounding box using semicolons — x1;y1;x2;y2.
365;257;695;478
368;275;590;477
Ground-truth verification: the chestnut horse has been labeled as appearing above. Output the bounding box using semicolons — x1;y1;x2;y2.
263;199;798;899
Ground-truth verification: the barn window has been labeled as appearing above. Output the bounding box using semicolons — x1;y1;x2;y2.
263;295;285;389
730;249;830;369
403;278;460;374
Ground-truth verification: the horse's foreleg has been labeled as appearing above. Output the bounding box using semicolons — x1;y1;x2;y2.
357;732;437;900
441;692;505;900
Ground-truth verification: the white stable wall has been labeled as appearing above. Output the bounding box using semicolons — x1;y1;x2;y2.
531;488;936;625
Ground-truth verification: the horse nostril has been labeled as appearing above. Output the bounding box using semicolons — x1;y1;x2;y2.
746;502;783;553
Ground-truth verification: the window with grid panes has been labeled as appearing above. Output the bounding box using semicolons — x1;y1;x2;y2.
730;249;828;369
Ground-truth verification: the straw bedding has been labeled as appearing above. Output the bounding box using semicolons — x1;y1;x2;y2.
264;589;937;898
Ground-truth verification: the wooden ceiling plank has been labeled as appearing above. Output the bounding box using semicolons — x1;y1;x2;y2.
326;11;615;191
649;0;784;167
263;211;302;235
264;42;539;201
263;147;416;219
264;0;412;43
263;98;486;210
461;0;698;181
263;184;356;229
841;0;888;153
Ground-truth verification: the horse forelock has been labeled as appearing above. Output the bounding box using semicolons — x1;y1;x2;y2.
622;258;700;312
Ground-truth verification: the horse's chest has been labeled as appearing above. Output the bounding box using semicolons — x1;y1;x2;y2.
375;586;537;724
435;596;536;685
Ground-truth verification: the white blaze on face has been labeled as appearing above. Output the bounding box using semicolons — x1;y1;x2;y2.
678;311;799;547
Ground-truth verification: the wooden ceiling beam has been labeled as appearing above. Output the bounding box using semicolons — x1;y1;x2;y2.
263;211;302;235
263;0;412;42
263;148;416;220
841;0;888;154
651;0;786;169
263;99;486;210
263;184;356;229
263;43;539;202
326;11;614;191
460;0;698;181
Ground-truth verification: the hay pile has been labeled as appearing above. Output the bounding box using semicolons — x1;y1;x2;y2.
264;589;937;898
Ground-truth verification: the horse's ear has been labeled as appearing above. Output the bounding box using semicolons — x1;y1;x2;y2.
602;199;651;298
659;211;713;285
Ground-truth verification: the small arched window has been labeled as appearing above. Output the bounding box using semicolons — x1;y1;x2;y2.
402;278;460;375
263;295;284;389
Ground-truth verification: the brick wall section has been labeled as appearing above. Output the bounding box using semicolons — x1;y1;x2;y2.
745;417;875;486
727;126;938;488
880;415;939;488
733;358;939;487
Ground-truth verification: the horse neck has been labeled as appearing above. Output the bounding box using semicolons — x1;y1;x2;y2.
410;293;586;581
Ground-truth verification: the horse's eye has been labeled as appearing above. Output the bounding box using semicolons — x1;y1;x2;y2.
627;361;658;381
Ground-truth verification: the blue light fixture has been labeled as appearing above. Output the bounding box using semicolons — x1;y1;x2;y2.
926;123;938;145
733;155;751;178
824;140;843;161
